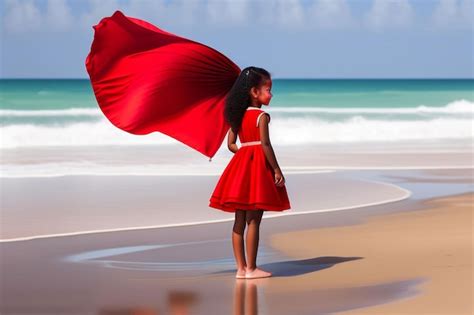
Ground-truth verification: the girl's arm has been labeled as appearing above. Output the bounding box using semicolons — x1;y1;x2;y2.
258;114;281;172
227;128;239;153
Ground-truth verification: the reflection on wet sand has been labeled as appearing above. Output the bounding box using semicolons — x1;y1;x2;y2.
95;279;267;315
98;290;197;314
234;278;269;315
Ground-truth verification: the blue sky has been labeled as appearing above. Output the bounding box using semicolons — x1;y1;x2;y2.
1;0;473;79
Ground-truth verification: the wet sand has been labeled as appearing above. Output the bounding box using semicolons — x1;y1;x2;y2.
0;167;472;314
271;192;473;315
0;170;411;241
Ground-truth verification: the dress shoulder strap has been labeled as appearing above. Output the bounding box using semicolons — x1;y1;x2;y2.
256;110;270;127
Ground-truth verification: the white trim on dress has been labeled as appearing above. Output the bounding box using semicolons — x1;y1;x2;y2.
256;112;270;127
241;141;261;146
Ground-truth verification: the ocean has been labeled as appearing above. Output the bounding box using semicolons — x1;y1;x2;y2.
1;78;473;177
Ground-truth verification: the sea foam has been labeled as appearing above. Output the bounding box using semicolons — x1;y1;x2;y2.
1;100;472;149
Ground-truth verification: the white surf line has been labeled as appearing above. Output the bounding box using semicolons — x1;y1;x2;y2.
344;150;473;154
283;165;474;171
0;169;335;178
0;165;473;179
0;179;412;243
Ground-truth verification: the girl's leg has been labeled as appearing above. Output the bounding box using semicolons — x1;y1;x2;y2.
245;210;264;270
232;210;247;272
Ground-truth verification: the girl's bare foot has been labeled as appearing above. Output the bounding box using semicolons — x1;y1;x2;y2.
245;267;272;279
235;268;247;279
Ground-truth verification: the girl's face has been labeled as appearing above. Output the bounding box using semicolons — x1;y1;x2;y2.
251;78;273;106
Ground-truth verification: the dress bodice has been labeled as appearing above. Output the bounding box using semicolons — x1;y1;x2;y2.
210;105;290;212
238;107;271;143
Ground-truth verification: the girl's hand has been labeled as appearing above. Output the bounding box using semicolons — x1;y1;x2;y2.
274;168;285;187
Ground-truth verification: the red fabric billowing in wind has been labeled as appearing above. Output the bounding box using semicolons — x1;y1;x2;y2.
85;10;241;159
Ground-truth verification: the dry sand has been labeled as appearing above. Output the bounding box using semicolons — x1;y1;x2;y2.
270;192;473;314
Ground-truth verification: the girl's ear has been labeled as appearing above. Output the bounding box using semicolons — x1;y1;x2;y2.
250;86;258;98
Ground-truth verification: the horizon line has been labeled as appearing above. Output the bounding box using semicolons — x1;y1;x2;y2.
1;77;473;80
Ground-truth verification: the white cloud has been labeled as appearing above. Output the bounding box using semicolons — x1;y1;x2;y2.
206;0;249;26
248;0;305;30
275;0;306;29
431;0;474;30
4;0;471;35
118;0;169;24
3;0;42;33
204;0;306;30
77;0;121;31
364;0;415;31
3;0;75;33
45;0;74;31
307;0;357;30
73;0;204;31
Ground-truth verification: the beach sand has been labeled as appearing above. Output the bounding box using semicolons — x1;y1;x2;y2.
0;164;472;314
270;191;473;315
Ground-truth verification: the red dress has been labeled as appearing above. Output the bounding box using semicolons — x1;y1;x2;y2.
209;107;291;212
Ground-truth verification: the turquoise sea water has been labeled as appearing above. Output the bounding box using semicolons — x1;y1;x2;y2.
1;78;473;110
0;78;472;177
1;78;472;146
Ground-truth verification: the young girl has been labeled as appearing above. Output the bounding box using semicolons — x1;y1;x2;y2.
86;11;290;279
209;66;291;279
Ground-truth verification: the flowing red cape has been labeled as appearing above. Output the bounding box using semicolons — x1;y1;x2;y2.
85;10;241;159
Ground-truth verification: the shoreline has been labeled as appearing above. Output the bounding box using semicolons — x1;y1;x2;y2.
1;167;472;242
0;186;411;243
0;168;414;242
1;165;473;179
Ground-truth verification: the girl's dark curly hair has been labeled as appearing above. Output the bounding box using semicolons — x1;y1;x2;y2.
224;66;271;134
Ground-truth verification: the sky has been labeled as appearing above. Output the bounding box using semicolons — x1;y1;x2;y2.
1;0;473;79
